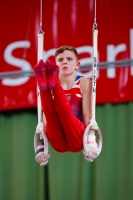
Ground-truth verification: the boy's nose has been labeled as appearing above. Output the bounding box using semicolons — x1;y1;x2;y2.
63;59;67;64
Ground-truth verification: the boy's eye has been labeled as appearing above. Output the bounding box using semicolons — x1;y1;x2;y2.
67;57;72;61
58;58;63;62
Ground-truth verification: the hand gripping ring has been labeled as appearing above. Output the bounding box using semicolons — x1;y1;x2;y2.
34;127;49;166
83;121;103;162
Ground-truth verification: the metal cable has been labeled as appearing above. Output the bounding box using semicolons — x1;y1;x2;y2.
0;59;133;79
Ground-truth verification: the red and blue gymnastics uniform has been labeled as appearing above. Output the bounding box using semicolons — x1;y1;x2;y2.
40;75;86;152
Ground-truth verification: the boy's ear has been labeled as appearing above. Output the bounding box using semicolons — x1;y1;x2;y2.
75;61;80;69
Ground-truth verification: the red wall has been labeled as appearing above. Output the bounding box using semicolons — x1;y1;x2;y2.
0;0;133;110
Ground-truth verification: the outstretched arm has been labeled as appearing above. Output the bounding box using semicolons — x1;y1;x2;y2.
80;77;92;126
80;77;98;161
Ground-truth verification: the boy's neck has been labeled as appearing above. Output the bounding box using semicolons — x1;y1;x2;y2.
59;72;77;90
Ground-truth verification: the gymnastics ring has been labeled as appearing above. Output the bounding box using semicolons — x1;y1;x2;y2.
34;123;50;166
83;120;103;162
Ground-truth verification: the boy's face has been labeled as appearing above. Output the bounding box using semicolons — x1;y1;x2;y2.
55;50;80;76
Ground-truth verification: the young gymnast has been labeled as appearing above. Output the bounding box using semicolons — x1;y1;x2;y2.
33;45;98;164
